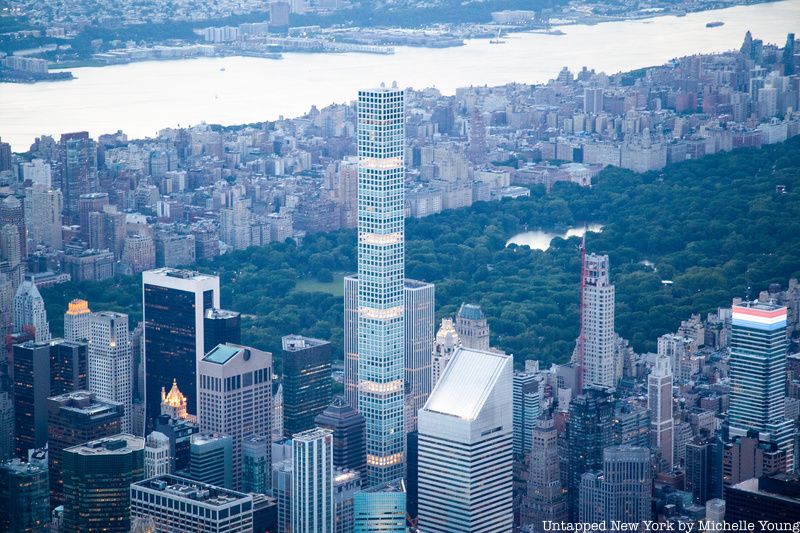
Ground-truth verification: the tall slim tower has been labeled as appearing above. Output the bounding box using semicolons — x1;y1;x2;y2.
89;311;133;432
513;370;541;458
728;302;794;471
357;84;406;486
578;254;615;390
292;428;334;533
343;275;359;411
648;354;674;470
403;279;434;434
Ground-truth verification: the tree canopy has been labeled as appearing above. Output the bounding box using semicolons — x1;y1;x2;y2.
42;137;800;370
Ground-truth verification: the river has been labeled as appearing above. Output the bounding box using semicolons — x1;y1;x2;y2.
1;0;799;150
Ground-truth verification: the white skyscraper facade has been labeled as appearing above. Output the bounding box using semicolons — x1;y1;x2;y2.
88;311;133;432
431;318;460;387
356;84;406;486
580;253;616;389
198;343;273;490
144;431;171;478
292;428;334;533
13;279;50;342
648;354;674;469
418;347;514;533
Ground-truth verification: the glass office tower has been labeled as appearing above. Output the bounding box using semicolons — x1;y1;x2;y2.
356;84;406;486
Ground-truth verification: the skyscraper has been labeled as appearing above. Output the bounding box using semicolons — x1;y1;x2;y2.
49;338;88;395
567;387;615;520
577;253;616;390
725;474;800;523
131;474;254;533
728;302;794;471
13;279;50;342
292;428;334;533
13;340;51;457
273;459;293;533
648;354;674;469
78;192;109;242
0;365;13;461
334;468;361;533
144;431;171;478
188;432;233;489
154;413;198;473
685;434;723;505
62;434;145;533
357;84;406;486
455;303;490;351
403;279;434;434
89;311;133;432
353;480;407;533
282;335;331;437
315;396;367;479
198;343;272;489
160;378;193;422
783;33;795;75
58;132;96;223
242;435;271;493
418;347;514;533
24;183;63;250
64;298;91;342
143;268;220;426
431;317;460;386
203;308;242;353
47;390;124;506
583;87;605;114
513;370;542;458
0;458;50;532
578;445;651;527
344;275;434;423
343;274;359;411
525;418;568;532
0;194;27;261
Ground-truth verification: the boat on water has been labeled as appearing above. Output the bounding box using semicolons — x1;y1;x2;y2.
220;67;226;71
706;21;725;28
489;30;506;44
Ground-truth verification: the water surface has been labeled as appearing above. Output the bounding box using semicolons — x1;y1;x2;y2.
1;0;799;150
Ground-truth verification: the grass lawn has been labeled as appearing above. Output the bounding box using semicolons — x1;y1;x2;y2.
294;272;346;297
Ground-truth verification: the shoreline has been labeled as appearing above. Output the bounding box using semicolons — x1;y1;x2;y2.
2;0;786;84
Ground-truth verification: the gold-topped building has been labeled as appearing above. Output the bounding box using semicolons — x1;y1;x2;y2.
64;298;91;342
160;379;196;423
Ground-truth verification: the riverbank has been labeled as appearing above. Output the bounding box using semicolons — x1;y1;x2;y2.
1;0;787;85
1;0;797;150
